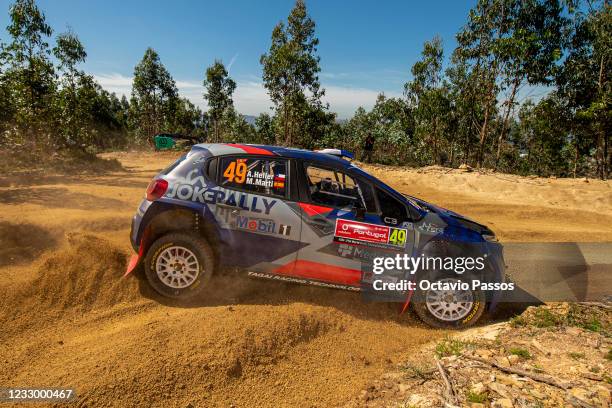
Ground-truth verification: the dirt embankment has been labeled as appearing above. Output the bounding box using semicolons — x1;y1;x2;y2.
363;163;612;242
350;303;611;408
0;151;610;407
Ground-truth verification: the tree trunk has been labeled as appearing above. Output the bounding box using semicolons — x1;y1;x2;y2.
604;129;609;180
573;143;579;178
283;101;289;146
476;63;497;169
287;100;295;147
495;77;520;169
477;103;490;168
596;54;607;180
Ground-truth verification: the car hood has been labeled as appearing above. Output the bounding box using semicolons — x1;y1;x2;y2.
402;194;492;234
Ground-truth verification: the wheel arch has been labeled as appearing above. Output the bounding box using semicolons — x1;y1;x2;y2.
139;205;220;265
413;237;498;307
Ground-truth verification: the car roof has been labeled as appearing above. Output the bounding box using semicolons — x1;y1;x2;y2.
191;143;354;169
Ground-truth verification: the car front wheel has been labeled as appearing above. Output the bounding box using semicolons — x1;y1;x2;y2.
412;277;486;329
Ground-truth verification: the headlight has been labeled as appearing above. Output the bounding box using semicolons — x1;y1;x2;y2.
452;216;496;240
482;233;498;242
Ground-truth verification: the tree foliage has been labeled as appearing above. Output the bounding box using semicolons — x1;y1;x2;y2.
0;0;609;180
131;47;178;142
203;60;236;142
3;0;54;143
260;0;324;146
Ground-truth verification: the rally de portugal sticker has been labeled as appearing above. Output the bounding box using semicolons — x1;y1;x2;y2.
333;219;407;249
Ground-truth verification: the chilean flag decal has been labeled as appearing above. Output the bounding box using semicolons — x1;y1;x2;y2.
273;174;286;189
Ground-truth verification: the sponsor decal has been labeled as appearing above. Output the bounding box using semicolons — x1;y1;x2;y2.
383;216;398;225
417;222;444;234
215;205;292;237
235;216;276;234
401;221;414;229
335;243;382;262
165;169;279;212
247;271;361;291
166;180;277;215
318;242;394;262
334;219;408;249
462;301;481;323
338;243;353;257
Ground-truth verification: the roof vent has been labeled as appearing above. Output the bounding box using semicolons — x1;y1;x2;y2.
315;148;354;160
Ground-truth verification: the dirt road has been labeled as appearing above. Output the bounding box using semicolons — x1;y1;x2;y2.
1;151;610;407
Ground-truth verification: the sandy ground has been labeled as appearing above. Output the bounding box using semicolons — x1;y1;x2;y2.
0;151;610;407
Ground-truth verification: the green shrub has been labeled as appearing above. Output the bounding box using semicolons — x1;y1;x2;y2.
509;348;532;359
466;391;487;403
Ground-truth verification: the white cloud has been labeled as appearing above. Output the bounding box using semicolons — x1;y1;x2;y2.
175;80;201;89
323;86;402;117
92;73;133;96
93;72;207;107
92;72;396;118
232;81;273;115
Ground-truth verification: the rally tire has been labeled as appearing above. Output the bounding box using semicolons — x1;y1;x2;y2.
144;233;214;299
412;278;486;329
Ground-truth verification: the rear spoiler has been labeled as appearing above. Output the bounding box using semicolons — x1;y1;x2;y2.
315;148;354;160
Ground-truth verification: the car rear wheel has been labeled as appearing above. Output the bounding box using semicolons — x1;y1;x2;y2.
144;233;214;299
412;277;485;329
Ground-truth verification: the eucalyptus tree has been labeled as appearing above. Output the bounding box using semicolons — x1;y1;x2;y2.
53;29;87;147
203;60;235;142
454;0;505;167
556;0;610;179
254;113;276;145
405;36;452;164
132;47;178;141
3;0;55;140
493;0;566;169
260;0;323;145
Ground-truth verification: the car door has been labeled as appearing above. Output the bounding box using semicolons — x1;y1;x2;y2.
274;161;413;288
211;155;302;274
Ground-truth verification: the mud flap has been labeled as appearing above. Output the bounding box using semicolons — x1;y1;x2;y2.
124;240;145;277
399;288;414;314
124;254;141;277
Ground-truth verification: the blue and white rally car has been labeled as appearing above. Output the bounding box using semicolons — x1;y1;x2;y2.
127;143;505;328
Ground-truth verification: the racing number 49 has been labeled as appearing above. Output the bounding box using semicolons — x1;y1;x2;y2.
223;160;247;183
388;228;407;246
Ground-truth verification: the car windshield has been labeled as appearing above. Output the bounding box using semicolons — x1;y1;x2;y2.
349;166;428;216
400;193;427;211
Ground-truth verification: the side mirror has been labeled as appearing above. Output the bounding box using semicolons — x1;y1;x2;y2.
354;207;366;220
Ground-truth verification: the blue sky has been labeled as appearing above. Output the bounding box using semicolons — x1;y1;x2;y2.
1;0;481;118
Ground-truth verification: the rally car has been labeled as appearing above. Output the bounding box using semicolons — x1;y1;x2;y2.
127;143;505;328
